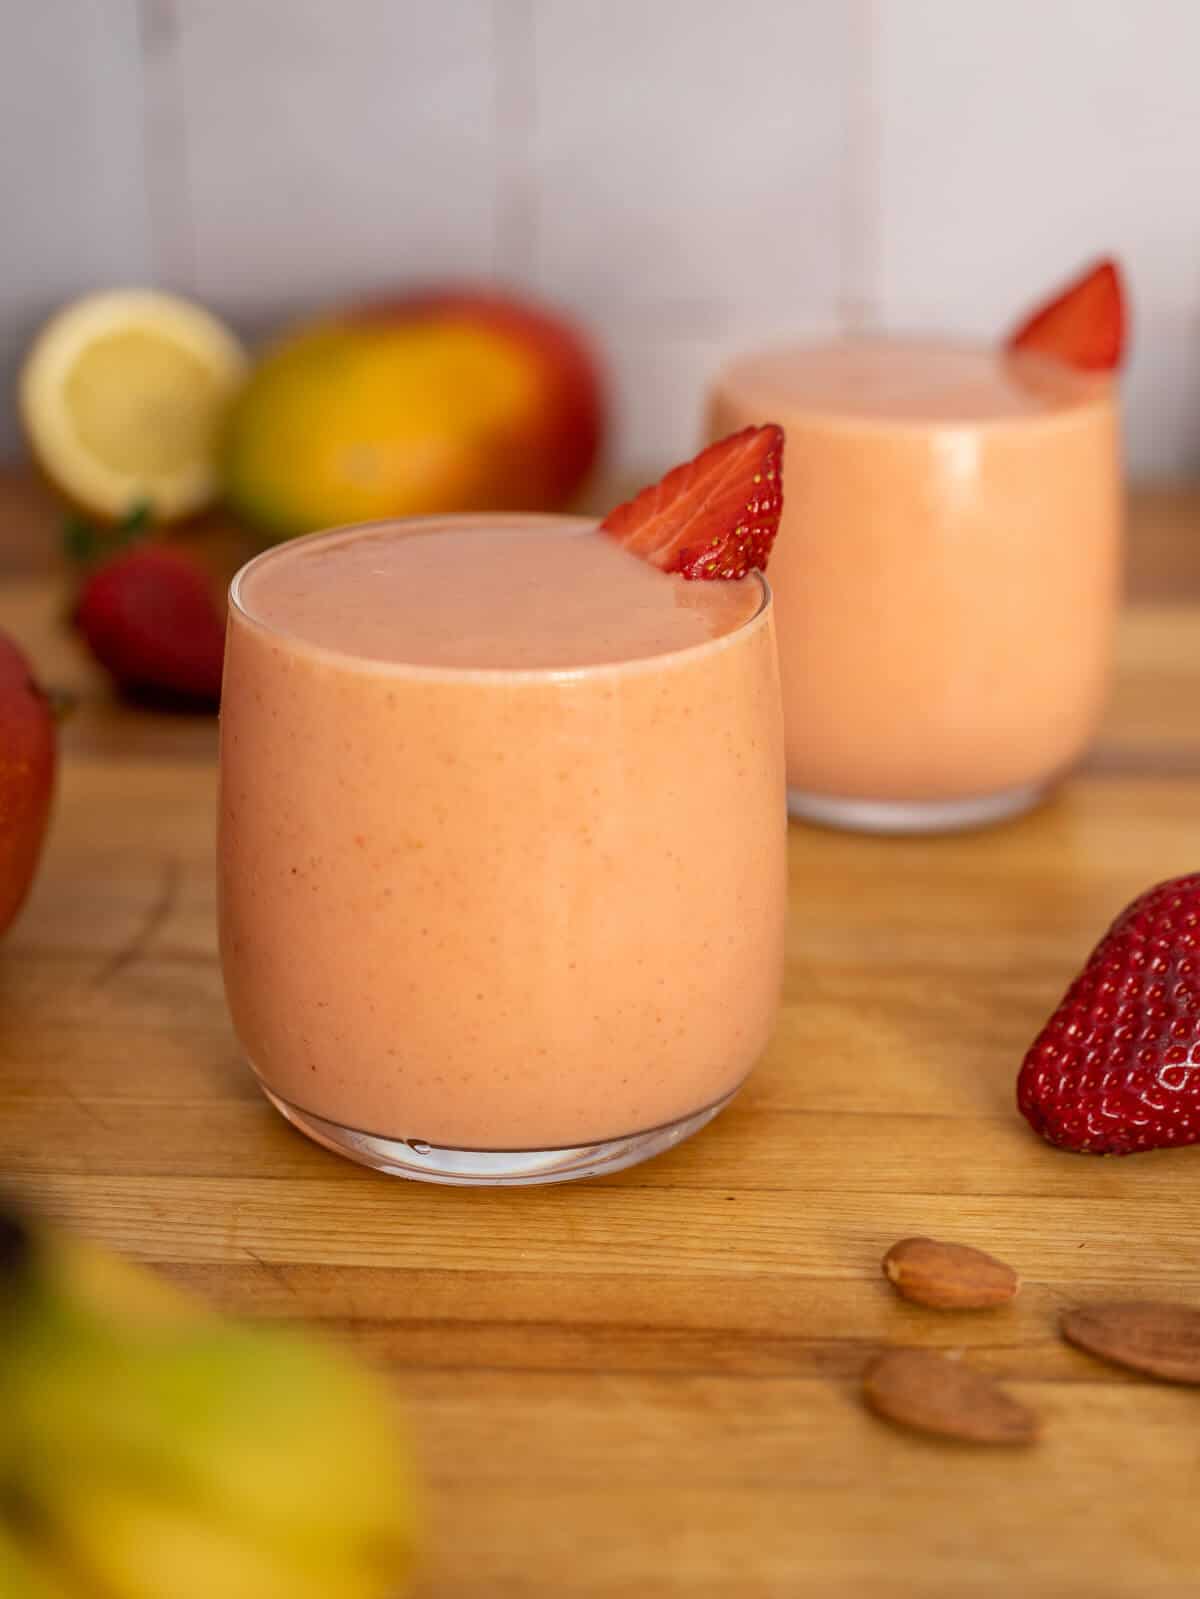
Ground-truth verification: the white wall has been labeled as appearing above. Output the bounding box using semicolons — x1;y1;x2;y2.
3;0;1199;476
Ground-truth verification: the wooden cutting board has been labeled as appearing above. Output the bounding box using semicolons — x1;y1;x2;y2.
2;471;1199;1598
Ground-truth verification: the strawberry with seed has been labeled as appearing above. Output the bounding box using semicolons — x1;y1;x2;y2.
1007;258;1127;372
1018;874;1200;1155
601;424;784;579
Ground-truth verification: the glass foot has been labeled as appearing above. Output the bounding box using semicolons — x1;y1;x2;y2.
259;1084;739;1186
786;781;1046;835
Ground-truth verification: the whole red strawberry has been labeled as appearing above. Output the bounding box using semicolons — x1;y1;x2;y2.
1018;874;1200;1155
76;545;225;705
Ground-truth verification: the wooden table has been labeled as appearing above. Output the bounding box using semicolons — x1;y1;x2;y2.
2;471;1199;1597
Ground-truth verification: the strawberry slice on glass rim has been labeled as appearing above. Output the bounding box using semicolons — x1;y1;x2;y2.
1007;258;1127;373
600;424;784;580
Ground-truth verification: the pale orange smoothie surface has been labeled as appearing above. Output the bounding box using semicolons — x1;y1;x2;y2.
709;338;1121;806
237;523;761;667
219;518;785;1149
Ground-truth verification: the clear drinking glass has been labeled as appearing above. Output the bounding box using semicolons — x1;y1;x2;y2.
708;339;1122;833
217;515;786;1185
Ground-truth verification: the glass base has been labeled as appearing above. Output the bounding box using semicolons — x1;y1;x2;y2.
259;1083;738;1186
786;780;1046;835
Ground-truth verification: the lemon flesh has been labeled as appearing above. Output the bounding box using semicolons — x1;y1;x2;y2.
20;289;247;522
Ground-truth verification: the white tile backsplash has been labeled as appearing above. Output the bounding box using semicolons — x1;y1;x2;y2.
599;330;749;476
1120;307;1200;479
169;0;498;321
528;0;850;323
0;0;153;457
873;0;1200;476
2;0;1200;475
875;0;1200;329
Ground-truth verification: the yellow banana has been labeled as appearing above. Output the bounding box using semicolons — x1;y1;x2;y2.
32;1486;406;1599
0;1207;418;1597
43;1225;205;1330
0;1518;77;1599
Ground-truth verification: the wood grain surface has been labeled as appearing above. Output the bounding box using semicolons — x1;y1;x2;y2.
2;469;1199;1597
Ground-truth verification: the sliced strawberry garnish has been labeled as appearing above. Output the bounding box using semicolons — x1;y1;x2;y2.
1007;258;1127;372
600;424;784;580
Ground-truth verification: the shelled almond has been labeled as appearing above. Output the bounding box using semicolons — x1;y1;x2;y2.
864;1349;1038;1446
882;1237;1019;1311
1061;1302;1200;1384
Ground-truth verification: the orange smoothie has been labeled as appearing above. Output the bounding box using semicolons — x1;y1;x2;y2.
218;516;786;1183
708;339;1122;831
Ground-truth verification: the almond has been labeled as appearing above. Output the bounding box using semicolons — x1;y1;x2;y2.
1061;1302;1200;1384
863;1349;1039;1445
882;1237;1018;1311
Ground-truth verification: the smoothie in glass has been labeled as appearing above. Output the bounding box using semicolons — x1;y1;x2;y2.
218;516;786;1184
708;338;1121;832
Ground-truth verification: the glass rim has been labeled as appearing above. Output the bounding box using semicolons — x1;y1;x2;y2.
714;333;1118;437
228;512;773;685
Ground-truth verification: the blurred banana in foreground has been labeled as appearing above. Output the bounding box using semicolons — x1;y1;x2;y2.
0;1207;418;1597
0;1523;77;1599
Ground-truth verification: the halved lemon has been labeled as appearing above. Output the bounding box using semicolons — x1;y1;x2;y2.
19;288;248;522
